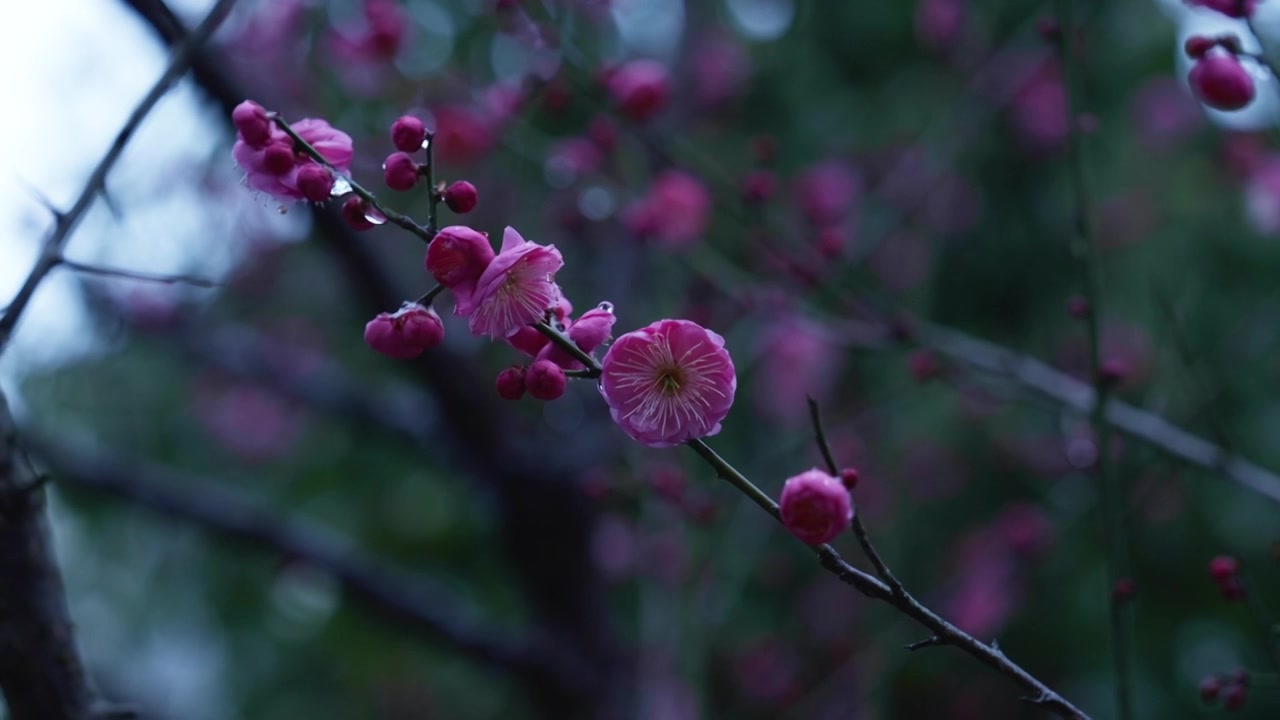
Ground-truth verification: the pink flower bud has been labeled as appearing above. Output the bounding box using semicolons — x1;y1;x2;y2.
496;366;526;399
443;181;479;213
262;142;296;176
425;225;496;293
779;469;853;545
342;196;375;231
838;467;860;490
741;170;777;203
363;304;444;359
1189;54;1255;111
390;115;427;153
1111;577;1136;603
526;359;567;401
1201;676;1222;704
1184;36;1215;59
384;152;420;191
605;59;670;122
296;164;334;202
1222;683;1246;711
232;100;273;148
1209;555;1239;581
568;307;616;354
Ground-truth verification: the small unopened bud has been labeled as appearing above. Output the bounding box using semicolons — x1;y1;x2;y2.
780;469;852;545
1200;675;1221;704
296;164;335;203
1222;683;1246;711
526;359;567;400
1184;35;1216;59
1209;555;1239;581
1189;54;1256;112
262;143;296;176
495;367;527;400
390;115;427;153
838;467;860;490
740;170;777;203
443;180;479;213
342;196;375;231
232;100;273;148
1112;577;1136;603
383;152;420;191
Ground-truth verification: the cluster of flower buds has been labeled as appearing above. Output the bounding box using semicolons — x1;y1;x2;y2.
382;116;479;214
231;101;354;203
1208;554;1246;600
1200;668;1250;711
1184;34;1257;112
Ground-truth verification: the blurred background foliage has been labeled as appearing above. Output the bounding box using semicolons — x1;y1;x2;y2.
10;0;1280;717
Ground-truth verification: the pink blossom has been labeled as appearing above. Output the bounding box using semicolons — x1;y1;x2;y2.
1130;78;1204;152
425;226;496;297
232;118;352;203
605;59;670;121
455;227;564;339
753;315;839;425
433;105;496;166
692;31;751;106
194;380;304;463
779;469;853;545
599;319;736;447
1011;61;1068;151
915;0;967;51
625;170;712;247
390;115;427;153
363;304;445;359
792;161;861;225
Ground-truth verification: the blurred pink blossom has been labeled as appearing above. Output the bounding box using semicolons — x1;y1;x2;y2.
624;170;712;247
753;315;840;425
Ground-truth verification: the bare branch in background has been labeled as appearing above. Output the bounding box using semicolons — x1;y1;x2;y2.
19;430;584;696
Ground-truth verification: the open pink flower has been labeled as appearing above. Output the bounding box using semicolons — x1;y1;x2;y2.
232;117;353;203
455;227;564;339
779;469;852;545
599;319;736;447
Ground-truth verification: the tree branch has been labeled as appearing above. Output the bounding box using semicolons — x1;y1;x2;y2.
0;0;238;351
18;429;583;695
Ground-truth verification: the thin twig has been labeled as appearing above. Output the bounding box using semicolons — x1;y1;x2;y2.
60;259;218;288
271;117;434;243
684;438;1090;719
534;321;602;376
806;398;903;596
1053;2;1133;715
0;0;238;351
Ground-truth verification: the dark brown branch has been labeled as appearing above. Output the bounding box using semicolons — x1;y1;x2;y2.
60;260;218;288
0;397;93;720
18;430;582;694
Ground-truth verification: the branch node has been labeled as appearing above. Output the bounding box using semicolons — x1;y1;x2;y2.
905;635;944;651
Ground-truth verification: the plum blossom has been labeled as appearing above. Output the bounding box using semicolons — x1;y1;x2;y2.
455;227;564;339
232;116;353;204
599;319;736;447
624;170;712;247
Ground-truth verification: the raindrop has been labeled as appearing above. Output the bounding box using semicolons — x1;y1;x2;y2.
597;301;614;314
363;206;388;226
329;176;353;197
421;137;431;151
